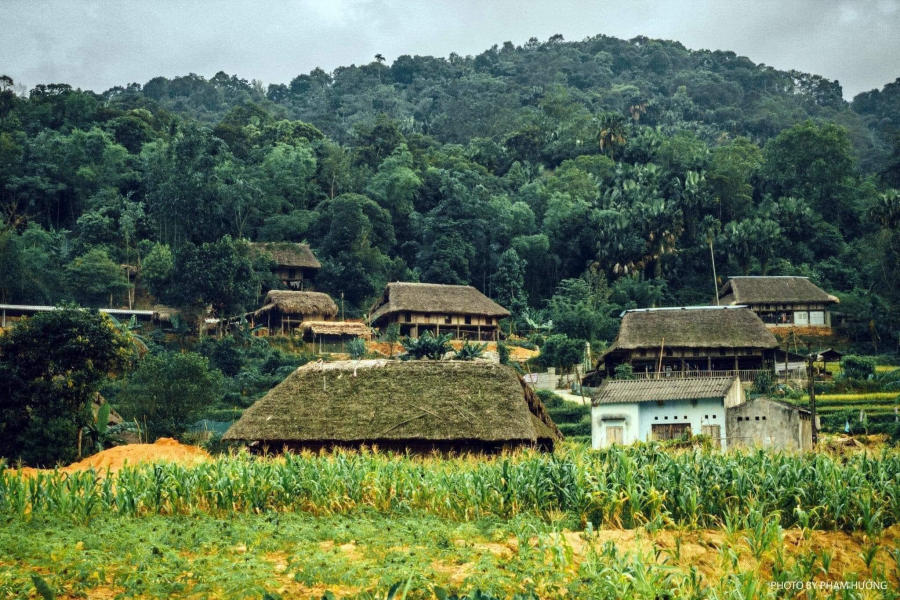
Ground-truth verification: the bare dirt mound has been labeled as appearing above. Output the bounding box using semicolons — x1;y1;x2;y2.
7;438;209;477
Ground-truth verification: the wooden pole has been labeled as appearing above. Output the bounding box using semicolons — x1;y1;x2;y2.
656;337;665;379
807;354;818;446
710;239;719;305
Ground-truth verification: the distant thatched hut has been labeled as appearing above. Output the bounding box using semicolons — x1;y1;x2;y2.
223;360;562;452
252;291;338;335
251;242;321;289
718;276;838;332
369;282;510;341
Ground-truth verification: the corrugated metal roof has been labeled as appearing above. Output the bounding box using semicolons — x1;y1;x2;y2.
592;377;738;406
0;304;154;316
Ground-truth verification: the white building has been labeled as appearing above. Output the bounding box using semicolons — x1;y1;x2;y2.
591;377;744;449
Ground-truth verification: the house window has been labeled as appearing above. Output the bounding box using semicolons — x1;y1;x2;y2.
485;317;492;325
405;313;412;323
444;316;452;324
464;316;472;325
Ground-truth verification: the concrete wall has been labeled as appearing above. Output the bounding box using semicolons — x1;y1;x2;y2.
726;397;813;450
591;403;641;448
592;397;727;449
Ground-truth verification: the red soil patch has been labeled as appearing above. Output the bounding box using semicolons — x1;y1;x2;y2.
6;438;209;477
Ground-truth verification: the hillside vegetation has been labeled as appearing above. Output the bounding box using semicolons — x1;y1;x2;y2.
0;35;898;351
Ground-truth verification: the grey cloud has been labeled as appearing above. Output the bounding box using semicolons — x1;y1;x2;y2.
1;0;898;98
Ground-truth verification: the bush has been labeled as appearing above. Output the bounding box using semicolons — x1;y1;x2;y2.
842;355;876;380
536;389;563;408
753;370;774;395
347;337;367;359
614;363;634;380
400;331;453;360
454;341;487;360
548;404;590;422
558;418;591;437
497;341;510;365
118;351;223;439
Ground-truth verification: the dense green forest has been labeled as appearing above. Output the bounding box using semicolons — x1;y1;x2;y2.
1;33;898;352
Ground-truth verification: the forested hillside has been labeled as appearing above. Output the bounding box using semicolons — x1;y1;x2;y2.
0;34;898;351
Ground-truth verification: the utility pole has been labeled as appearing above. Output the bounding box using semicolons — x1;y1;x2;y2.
807;352;818;446
709;238;719;305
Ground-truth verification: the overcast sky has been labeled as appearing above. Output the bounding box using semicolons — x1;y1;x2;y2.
2;0;899;100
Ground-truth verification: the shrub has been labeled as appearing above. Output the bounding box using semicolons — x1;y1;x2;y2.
454;341;487;360
614;363;634;380
497;341;510;365
347;337;367;360
752;370;774;395
400;331;453;360
842;355;876;380
118;351;223;440
536;389;563;408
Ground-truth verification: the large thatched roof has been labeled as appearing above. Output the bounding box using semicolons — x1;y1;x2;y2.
369;282;510;324
223;360;561;449
251;242;321;269
608;306;778;351
718;276;837;305
593;377;739;405
255;291;338;318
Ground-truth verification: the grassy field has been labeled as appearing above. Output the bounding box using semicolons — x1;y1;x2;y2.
3;444;900;598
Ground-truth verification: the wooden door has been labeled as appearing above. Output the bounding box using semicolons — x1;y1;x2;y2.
701;424;721;448
606;425;624;445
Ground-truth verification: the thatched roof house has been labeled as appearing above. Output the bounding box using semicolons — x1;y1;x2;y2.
589;306;778;382
718;276;837;305
369;282;510;341
253;291;339;335
612;306;778;351
223;360;562;452
251;242;321;289
718;276;838;329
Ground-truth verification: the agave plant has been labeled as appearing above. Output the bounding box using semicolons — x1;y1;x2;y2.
399;331;453;360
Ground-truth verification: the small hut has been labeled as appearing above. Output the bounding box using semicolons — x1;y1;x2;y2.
223;360;562;452
300;320;373;352
251;242;321;289
253;291;338;335
369;282;510;341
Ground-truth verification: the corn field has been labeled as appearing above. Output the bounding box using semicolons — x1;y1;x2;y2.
3;444;900;534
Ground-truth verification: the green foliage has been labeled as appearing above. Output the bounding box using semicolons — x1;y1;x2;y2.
540;334;584;372
453;341;487;361
347;337;367;360
400;331;453;361
0;40;899;348
842;355;877;380
118;351;223;440
613;363;634;380
0;306;132;466
64;247;129;306
752;370;775;395
496;341;510;365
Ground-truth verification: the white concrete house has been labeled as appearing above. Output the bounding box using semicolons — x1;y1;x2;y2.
591;377;743;449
